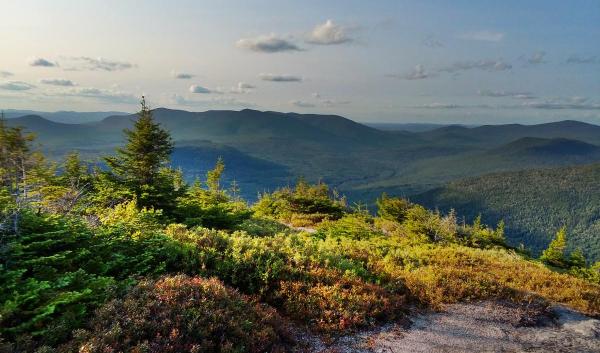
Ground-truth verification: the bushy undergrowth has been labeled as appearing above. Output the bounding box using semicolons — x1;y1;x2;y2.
65;275;290;353
3;185;600;353
0;211;198;350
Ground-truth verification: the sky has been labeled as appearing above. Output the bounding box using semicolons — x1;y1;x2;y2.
0;0;599;124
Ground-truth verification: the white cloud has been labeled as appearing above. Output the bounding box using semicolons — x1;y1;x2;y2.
189;85;213;94
439;59;512;73
29;57;58;67
306;20;352;45
478;89;535;99
388;64;431;80
236;34;301;53
457;30;505;42
320;99;350;106
169;94;255;108
411;97;600;111
259;73;302;82
228;82;256;94
415;103;462;109
39;78;76;87
53;87;138;104
0;81;35;91
173;72;194;79
527;51;547;65
0;71;13;78
64;57;136;71
292;93;350;108
523;97;600;110
566;55;599;64
291;100;316;108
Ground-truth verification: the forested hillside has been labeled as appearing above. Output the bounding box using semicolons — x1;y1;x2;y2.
7;110;600;201
414;163;600;262
1;101;599;352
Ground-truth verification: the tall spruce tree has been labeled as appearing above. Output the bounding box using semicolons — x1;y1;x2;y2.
104;97;181;212
0;113;51;233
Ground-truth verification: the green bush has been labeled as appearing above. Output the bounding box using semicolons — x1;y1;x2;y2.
176;182;251;229
0;212;198;349
253;180;346;226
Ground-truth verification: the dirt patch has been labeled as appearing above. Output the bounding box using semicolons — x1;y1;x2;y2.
291;300;600;353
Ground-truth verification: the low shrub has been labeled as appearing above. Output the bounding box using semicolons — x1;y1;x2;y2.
253;180;346;226
66;275;291;353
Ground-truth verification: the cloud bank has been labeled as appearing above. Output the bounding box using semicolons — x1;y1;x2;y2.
439;59;512;73
55;87;138;104
40;78;76;87
66;57;136;71
0;81;35;91
236;34;301;53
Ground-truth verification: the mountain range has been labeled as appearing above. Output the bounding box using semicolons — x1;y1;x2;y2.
6;108;600;259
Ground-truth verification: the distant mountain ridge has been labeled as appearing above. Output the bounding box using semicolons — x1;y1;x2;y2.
489;137;600;157
2;109;128;124
7;107;600;196
417;120;600;146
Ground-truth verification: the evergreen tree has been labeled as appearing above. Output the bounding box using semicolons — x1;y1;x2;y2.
104;97;181;212
63;151;88;187
206;157;225;193
540;226;568;267
376;193;411;222
0;115;52;232
569;248;587;268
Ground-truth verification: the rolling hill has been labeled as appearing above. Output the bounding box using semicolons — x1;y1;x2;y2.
3;109;128;123
413;163;600;262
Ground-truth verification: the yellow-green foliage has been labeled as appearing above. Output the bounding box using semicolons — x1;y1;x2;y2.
383;245;600;313
175;180;251;229
98;199;162;238
253;180;346;226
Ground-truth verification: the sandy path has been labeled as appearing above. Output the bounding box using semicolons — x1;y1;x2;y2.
295;301;600;353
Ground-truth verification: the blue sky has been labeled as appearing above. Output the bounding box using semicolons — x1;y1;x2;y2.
0;0;599;123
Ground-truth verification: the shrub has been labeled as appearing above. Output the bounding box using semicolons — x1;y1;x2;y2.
316;213;381;241
376;193;411;222
98;199;162;238
540;226;568;268
277;267;406;333
66;275;290;353
253;180;346;226
0;213;198;350
176;182;251;229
